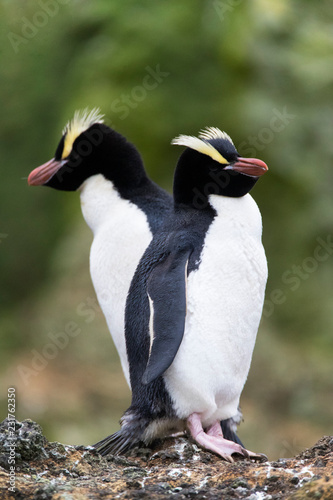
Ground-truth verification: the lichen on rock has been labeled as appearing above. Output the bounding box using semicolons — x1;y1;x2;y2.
0;418;332;499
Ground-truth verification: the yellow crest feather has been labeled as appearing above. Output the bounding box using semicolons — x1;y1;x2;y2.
62;108;104;159
198;127;234;145
171;128;232;164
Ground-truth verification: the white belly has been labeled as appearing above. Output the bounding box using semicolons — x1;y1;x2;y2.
164;194;268;426
80;175;152;386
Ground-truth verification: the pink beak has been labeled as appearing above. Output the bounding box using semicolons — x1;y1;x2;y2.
28;158;62;186
228;157;268;177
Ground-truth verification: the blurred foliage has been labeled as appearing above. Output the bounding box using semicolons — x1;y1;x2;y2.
1;0;332;458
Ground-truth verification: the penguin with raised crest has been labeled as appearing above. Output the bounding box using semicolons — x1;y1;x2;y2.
94;127;268;462
28;109;172;385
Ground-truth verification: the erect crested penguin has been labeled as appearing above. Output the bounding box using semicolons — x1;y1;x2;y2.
94;127;268;462
27;109;172;385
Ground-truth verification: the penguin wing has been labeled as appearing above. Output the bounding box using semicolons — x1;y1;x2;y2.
141;242;192;385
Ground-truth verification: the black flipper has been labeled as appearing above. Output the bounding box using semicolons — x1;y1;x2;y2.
142;243;192;385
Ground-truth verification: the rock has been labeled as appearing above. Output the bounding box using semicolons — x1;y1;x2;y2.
0;418;332;499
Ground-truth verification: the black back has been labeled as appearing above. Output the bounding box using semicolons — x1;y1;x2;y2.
128;180;172;234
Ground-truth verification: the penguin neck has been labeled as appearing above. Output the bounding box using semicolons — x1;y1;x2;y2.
96;134;149;199
79;174;129;234
78;134;151;233
173;150;209;209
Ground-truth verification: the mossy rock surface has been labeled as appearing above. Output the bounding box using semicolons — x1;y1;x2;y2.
0;418;332;499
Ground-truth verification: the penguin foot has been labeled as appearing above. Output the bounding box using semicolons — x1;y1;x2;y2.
187;414;267;463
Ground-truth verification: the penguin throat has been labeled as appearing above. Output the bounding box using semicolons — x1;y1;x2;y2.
79;174;123;233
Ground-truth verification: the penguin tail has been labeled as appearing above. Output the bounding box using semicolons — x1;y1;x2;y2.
93;410;148;457
93;429;136;456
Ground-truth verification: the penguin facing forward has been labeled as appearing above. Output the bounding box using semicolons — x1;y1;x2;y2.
27;109;172;385
94;127;268;462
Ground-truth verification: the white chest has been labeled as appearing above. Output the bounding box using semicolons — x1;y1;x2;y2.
80;175;152;385
164;194;268;425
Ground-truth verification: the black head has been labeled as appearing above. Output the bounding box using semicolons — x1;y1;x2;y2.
28;109;145;193
172;127;268;209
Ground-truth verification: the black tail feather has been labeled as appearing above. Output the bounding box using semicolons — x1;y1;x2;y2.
93;410;149;456
94;428;139;456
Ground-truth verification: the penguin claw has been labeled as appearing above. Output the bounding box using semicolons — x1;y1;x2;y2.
221;448;268;463
220;453;234;463
246;451;268;462
230;448;269;462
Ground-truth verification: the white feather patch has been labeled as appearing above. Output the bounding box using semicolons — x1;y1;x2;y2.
62;108;104;159
79;174;153;387
171;133;228;165
148;293;155;356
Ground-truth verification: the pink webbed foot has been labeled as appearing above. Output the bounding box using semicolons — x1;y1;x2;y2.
187;414;267;463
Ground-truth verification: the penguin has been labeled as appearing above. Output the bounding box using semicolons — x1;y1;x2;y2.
27;109;172;385
94;127;268;462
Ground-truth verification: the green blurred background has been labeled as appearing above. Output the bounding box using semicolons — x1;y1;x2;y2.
1;0;332;460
